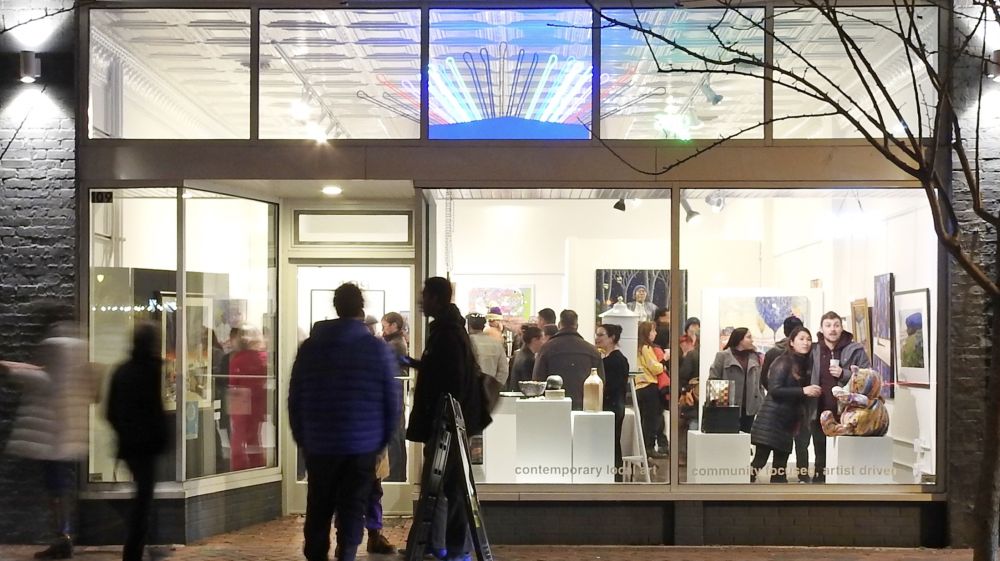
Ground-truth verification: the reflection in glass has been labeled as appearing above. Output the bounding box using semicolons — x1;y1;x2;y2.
89;10;250;139
259;10;421;139
773;7;937;139
600;9;764;140
428;9;593;139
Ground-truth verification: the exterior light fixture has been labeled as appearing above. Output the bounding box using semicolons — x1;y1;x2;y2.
988;50;1000;82
322;185;343;196
681;198;702;224
705;191;726;213
19;51;40;84
613;198;626;212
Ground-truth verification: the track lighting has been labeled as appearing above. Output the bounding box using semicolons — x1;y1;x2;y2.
681;198;702;224
700;79;722;105
613;198;626;212
705;191;725;213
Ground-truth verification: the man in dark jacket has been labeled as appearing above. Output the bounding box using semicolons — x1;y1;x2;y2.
106;322;169;561
800;311;871;483
289;283;400;561
406;277;483;561
532;309;605;410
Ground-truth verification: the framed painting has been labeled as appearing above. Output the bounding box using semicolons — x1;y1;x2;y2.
893;288;931;388
851;298;872;362
872;273;895;398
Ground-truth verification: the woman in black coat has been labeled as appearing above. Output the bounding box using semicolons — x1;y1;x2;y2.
595;323;629;476
750;327;821;483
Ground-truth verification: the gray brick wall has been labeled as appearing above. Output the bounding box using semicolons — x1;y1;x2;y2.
0;25;77;541
945;11;1000;548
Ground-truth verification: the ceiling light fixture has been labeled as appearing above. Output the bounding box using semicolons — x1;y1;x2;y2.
681;198;702;224
19;51;40;84
613;198;626;212
322;185;343;196
987;50;1000;82
705;191;726;213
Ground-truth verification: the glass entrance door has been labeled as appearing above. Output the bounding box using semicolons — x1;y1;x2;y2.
284;265;415;514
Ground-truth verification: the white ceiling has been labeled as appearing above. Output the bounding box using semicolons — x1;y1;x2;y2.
89;7;937;141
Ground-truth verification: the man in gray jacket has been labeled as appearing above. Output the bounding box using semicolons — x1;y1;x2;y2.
531;309;604;410
468;313;509;388
800;311;871;483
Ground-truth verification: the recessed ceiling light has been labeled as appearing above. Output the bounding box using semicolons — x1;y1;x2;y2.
322;185;343;196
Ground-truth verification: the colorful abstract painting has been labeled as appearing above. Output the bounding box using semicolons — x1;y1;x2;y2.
467;286;534;319
716;295;810;353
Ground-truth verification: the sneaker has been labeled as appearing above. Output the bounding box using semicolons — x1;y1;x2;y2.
34;536;73;559
367;530;396;554
812;474;826;484
397;547;446;559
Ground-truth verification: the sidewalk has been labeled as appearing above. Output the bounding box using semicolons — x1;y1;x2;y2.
0;516;972;561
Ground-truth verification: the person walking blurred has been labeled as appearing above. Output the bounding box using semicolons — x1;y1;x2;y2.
106;322;170;561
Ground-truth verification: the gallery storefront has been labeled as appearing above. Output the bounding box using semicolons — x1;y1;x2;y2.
5;0;964;548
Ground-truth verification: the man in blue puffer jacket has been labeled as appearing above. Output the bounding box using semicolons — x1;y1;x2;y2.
289;282;401;561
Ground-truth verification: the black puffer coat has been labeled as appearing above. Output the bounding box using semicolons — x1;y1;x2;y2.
750;351;810;454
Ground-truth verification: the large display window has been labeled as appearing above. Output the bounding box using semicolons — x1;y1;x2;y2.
678;188;937;485
87;188;278;483
432;193;673;484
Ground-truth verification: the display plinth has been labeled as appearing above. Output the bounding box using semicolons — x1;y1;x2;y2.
482;394;518;483
515;397;572;483
826;435;894;483
571;411;615;483
686;429;752;483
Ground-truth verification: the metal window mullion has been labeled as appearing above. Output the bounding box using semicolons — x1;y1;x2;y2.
764;3;774;144
251;8;260;141
176;188;187;483
669;185;681;486
591;6;601;141
420;5;430;139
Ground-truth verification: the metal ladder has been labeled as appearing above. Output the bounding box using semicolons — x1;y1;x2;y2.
405;395;495;561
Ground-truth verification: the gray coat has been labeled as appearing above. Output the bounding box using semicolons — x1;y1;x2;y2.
708;349;764;416
532;329;604;410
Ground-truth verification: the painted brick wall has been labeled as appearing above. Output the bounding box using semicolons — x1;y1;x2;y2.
0;1;77;542
945;9;1000;548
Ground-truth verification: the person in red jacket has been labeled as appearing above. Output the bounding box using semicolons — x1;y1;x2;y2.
228;324;268;471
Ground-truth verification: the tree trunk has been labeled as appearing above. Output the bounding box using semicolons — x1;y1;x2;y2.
973;295;1000;561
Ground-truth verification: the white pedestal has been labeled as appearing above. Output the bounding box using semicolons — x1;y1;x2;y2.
482;394;518;483
686;429;752;483
515;397;572;483
826;435;894;483
571;411;615;483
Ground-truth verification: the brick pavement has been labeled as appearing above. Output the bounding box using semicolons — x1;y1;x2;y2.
0;516;973;561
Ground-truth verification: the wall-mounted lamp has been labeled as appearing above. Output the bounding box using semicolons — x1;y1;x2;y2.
987;50;1000;82
613;198;627;212
681;198;702;224
20;51;41;84
705;191;726;213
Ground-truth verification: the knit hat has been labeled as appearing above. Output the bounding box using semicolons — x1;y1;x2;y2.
486;306;503;321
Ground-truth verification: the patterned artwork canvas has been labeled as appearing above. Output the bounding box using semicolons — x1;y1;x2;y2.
716;295;810;353
872;273;895;399
467;286;534;319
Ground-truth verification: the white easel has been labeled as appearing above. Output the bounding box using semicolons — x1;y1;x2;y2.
621;375;651;483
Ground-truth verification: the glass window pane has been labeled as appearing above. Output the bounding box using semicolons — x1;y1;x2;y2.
89;9;250;139
183;190;278;477
431;193;672;484
601;9;764;140
773;8;938;139
296;212;411;244
88;188;179;483
679;189;938;485
259;10;421;139
428;9;593;139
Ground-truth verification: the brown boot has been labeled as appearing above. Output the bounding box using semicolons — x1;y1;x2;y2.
367;529;395;554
